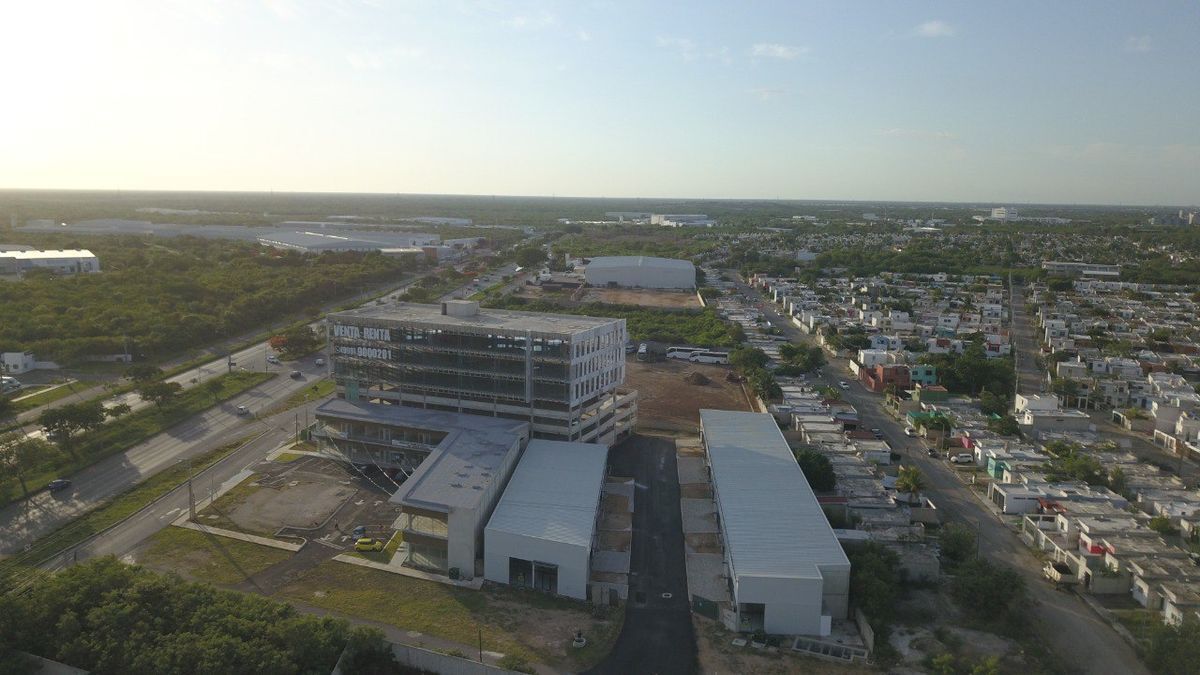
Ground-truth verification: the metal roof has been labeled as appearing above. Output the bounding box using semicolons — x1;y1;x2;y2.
331;302;623;335
585;255;694;271
700;409;850;580
485;440;608;548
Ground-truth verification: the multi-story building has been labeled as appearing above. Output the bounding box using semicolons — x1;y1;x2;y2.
325;300;637;446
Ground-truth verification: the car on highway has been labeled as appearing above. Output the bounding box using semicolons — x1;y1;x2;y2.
47;478;72;492
838;381;850;389
315;357;325;366
266;355;280;364
870;428;883;439
290;370;303;379
354;537;384;552
235;405;249;416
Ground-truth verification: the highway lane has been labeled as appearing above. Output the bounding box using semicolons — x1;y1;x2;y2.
731;274;1148;675
0;357;329;555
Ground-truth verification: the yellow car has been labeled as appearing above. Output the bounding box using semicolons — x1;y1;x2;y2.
354;537;384;552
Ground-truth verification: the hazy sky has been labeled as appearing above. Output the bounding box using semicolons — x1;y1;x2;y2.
2;1;1198;205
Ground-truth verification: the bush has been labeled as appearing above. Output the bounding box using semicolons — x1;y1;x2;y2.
794;449;836;492
949;558;1025;626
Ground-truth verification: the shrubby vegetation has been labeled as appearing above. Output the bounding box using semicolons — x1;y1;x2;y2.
0;558;394;675
919;342;1015;396
794;448;836;492
0;234;421;362
484;297;740;347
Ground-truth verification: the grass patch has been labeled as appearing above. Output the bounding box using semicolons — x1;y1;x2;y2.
1112;608;1159;648
272;452;306;463
266;378;335;415
5;380;99;415
0;371;274;507
0;435;255;591
138;526;291;585
277;561;622;670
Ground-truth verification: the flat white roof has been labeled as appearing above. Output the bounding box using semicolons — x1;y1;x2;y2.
0;249;96;260
700;409;850;580
316;399;528;512
485;440;608;548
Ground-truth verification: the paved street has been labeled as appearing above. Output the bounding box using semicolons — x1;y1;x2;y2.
1010;280;1047;396
0;356;328;555
732;275;1148;675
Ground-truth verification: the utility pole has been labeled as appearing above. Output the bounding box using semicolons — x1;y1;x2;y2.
186;455;196;520
478;628;483;663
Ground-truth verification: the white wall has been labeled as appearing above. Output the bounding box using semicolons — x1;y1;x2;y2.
738;574;827;635
484;530;590;600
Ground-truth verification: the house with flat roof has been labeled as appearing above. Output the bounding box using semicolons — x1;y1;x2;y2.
484;440;608;600
699;409;851;636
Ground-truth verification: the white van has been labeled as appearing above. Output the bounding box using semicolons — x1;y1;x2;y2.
666;346;705;360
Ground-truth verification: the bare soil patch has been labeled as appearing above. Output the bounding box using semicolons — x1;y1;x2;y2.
627;359;751;429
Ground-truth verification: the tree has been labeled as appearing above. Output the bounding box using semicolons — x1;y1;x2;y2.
846;543;901;625
0;432;53;499
1108;467;1128;495
950;558;1025;623
986;415;1020;437
795;449;836;492
729;346;769;372
514;246;547;268
125;364;164;383
338;627;398;674
38;401;108;455
978;390;1009;417
137;380;183;409
1149;515;1178;536
272;324;319;355
1145;617;1200;675
895;465;926;505
0;395;12;420
203;378;225;401
939;523;977;567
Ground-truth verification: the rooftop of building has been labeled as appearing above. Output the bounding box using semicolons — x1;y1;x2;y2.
584;255;695;271
700;409;850;581
315;398;529;512
0;249;96;259
485;440;608;548
330;301;623;335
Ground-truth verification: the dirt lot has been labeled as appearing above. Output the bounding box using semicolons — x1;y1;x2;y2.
626;358;752;430
582;287;700;309
694;616;875;675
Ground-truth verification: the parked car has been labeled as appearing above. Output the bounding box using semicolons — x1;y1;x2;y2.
950;453;974;464
904;427;918;437
354;537;384;552
927;448;939;457
870;428;883;439
315;358;325;366
838;381;850;389
266;355;280;364
352;525;367;538
47;479;72;492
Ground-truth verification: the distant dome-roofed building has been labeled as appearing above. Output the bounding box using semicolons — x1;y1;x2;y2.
583;256;695;290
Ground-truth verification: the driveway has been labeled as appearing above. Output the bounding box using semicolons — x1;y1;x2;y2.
587;434;697;675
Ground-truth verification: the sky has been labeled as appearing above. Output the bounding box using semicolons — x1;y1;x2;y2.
1;1;1198;205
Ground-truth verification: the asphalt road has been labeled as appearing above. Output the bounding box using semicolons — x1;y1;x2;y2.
1010;281;1046;396
588;434;698;675
732;275;1148;675
0;357;329;555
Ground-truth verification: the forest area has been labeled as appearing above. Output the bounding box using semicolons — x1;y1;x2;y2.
0;234;423;362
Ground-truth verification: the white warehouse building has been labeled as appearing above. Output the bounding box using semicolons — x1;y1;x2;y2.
0;249;99;275
699;409;851;636
484;440;608;600
584;256;696;290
